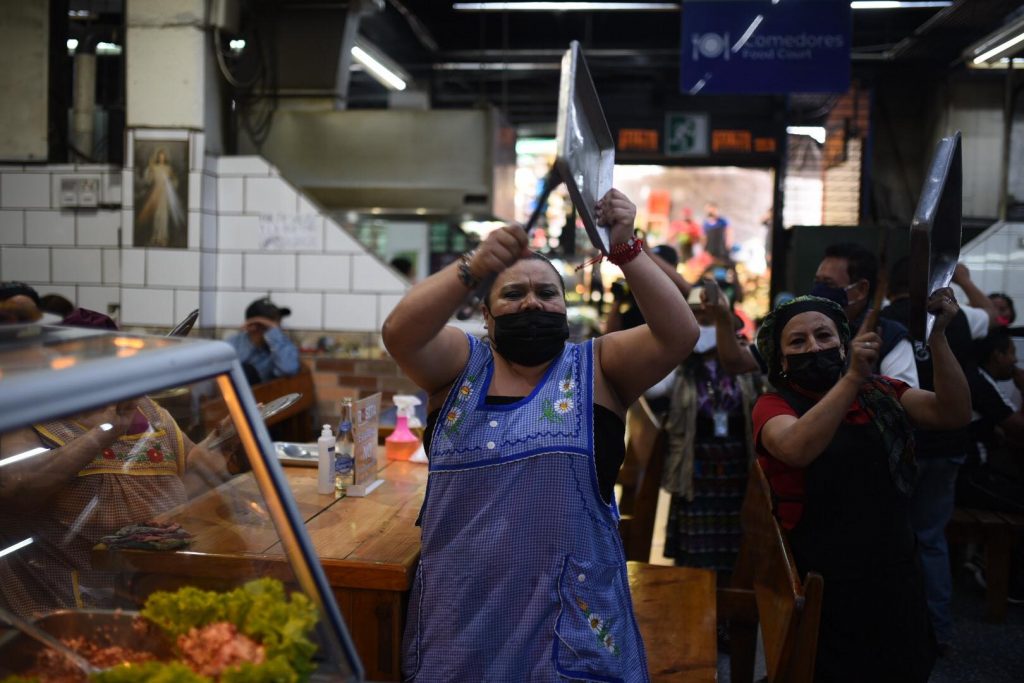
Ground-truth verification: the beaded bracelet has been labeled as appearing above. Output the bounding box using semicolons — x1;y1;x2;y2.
607;237;643;266
456;251;481;290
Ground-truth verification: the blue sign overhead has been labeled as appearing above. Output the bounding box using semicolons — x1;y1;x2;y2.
680;0;851;95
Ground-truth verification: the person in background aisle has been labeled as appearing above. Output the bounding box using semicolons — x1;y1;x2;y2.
753;291;970;683
0;282;44;324
948;263;1000;330
669;207;702;262
990;292;1016;328
812;242;919;387
383;189;698;682
227;298;300;385
605;244;690;334
879;257;990;653
958;326;1024;604
701;202;732;263
0;308;233;616
38;294;75;323
959;327;1024;509
662;283;761;574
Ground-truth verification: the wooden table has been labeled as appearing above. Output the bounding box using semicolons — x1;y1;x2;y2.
628;562;718;682
94;454;427;682
94;458;717;682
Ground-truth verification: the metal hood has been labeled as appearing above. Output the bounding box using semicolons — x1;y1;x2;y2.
244;108;516;218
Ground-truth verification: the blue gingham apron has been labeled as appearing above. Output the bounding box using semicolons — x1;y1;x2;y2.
402;336;649;682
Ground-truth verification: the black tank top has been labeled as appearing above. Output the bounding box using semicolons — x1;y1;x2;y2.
425;396;625;504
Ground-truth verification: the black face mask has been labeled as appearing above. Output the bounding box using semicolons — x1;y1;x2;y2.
782;346;845;393
809;282;849;308
492;309;569;366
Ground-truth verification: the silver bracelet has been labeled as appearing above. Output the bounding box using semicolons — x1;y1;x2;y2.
457;251;481;290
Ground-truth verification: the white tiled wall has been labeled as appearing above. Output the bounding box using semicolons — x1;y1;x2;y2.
122;286;175;326
53;248;103;284
961;221;1024;307
77;210;121;246
244;253;297;289
1;172;51;208
0;142;408;333
26;210;75;245
209;154;408;332
0;211;23;244
78;286;120;314
0;246;49;281
147;250;200;287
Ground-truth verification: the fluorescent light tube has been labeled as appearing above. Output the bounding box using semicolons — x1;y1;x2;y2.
0;446;49;468
973;31;1024;64
0;538;33;559
352;45;407;91
851;1;951;8
453;2;679;10
434;62;560;71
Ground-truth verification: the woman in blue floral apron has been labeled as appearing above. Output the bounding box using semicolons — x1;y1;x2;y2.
383;189;700;682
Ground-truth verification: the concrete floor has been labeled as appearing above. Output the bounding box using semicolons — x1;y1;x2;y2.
646;489;1024;682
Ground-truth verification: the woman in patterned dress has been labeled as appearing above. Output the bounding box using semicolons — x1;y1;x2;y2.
662;284;761;573
383;189;699;682
0;396;231;616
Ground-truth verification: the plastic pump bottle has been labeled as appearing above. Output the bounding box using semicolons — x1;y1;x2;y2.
317;424;335;495
386;395;422;461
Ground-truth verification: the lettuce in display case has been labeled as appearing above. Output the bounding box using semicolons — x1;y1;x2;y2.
0;325;362;681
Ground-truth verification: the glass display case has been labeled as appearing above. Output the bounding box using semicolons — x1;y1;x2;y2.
0;324;363;681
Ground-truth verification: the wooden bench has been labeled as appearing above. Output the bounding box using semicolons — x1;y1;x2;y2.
628;562;717;682
946;506;1024;622
722;461;824;683
618;397;668;562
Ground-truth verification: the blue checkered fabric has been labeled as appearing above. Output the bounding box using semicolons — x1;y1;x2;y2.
402;337;650;682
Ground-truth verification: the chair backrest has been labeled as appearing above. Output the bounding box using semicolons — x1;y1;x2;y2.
727;460;823;683
618;397;667;562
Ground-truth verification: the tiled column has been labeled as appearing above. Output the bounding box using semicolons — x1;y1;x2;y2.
120;0;207;327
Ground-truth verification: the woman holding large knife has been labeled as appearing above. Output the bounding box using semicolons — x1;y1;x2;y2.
383;189;698;682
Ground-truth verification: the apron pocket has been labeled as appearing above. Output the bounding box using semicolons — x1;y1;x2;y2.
553;555;628;682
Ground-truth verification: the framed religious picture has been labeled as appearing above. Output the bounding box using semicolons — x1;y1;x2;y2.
133;138;188;248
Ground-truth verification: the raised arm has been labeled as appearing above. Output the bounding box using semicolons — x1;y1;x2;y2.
953;263;998;328
0;402;135;513
382;226;529;395
899;289;972;430
704;286;760;375
262;325;300;377
647;244;692;299
596;190;698;409
761;331;877;467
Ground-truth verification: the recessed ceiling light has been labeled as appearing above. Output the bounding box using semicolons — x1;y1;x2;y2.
453;2;678;11
351;41;409;91
850;1;952;8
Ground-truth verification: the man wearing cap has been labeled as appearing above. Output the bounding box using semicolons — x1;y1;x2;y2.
228;298;300;384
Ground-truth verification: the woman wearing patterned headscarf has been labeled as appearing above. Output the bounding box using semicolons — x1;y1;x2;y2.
751;291;970;683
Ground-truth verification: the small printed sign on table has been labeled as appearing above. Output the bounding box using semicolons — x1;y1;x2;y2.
346;392;383;497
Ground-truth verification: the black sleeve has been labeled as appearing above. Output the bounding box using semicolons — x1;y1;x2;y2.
968;371;1014;424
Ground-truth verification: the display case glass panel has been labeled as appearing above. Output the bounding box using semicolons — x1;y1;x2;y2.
0;325;361;682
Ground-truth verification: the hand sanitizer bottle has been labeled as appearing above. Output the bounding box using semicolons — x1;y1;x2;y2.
317;424;335;495
386;395;422;461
